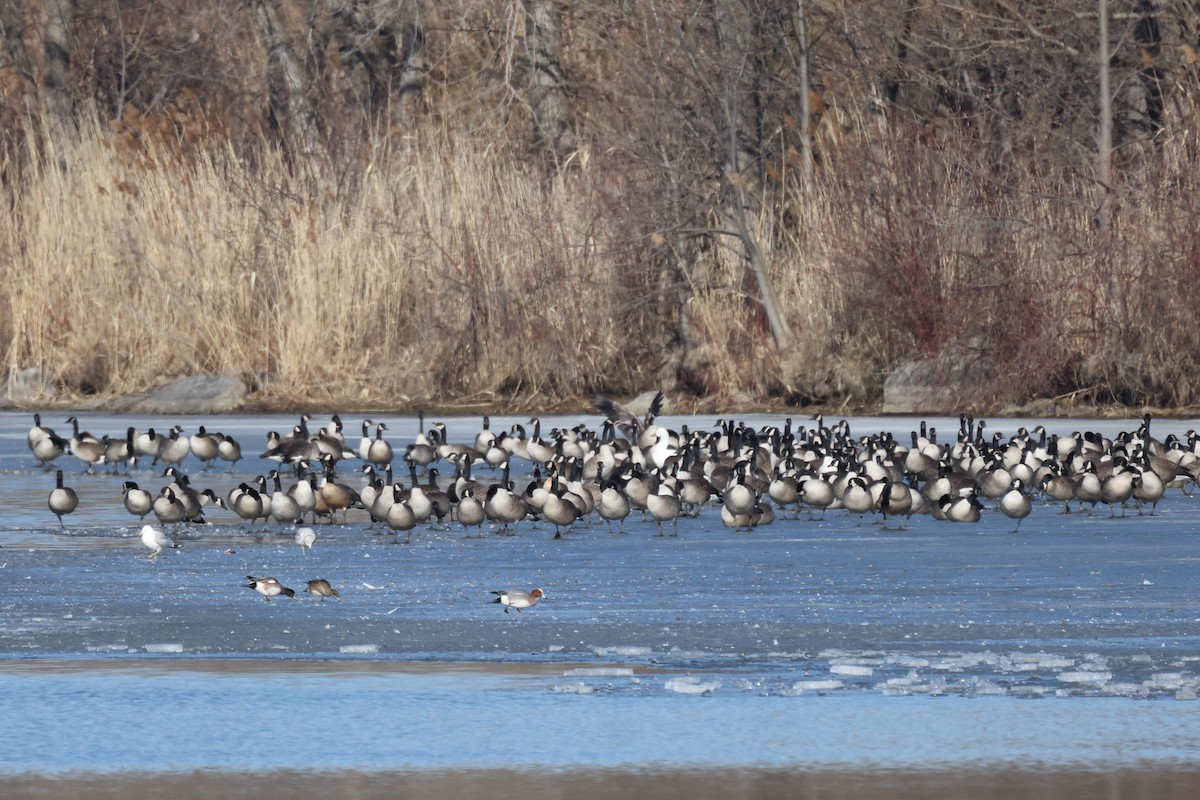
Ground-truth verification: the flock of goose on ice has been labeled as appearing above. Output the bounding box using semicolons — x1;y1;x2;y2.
32;395;1197;553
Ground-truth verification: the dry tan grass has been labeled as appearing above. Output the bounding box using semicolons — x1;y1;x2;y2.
6;102;1200;411
1;117;647;408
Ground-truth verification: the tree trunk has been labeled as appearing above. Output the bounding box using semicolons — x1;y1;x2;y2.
43;0;74;159
255;0;322;163
714;0;791;351
395;0;426;122
524;0;575;170
795;0;814;184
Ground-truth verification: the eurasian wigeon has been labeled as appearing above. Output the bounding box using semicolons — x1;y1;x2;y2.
492;587;545;613
245;576;296;601
304;579;339;600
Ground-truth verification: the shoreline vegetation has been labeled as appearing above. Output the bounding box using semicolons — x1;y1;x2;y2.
4;3;1200;416
4;767;1200;800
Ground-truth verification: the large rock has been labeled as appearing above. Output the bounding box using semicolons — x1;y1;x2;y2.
123;375;251;414
882;339;991;414
0;368;57;408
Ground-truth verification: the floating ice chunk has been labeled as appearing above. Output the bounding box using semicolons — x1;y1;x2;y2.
552;683;594;695
1058;671;1112;684
793;679;844;692
590;645;653;657
886;655;930;668
665;676;721;695
143;643;184;654
1148;673;1187;688
563;667;634;677
339;644;380;655
830;664;873;677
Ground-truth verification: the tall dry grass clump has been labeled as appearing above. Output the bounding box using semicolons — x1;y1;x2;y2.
0;114;655;408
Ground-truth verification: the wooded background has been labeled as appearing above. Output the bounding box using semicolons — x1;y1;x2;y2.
2;1;1199;412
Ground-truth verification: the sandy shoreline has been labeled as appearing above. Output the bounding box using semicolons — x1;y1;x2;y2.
4;767;1200;800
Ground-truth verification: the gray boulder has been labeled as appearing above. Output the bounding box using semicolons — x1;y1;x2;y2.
0;368;57;407
882;339;991;415
124;375;251;414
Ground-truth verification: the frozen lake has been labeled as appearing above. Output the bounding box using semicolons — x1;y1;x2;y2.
1;410;1199;794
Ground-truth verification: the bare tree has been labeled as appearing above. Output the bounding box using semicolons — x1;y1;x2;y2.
524;0;575;169
255;0;322;162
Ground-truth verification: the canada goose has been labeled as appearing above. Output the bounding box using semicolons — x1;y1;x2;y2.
48;469;79;526
316;458;359;523
484;470;528;533
217;435;243;468
646;481;681;536
474;415;497;454
28;413;54;449
594;391;665;449
841;476;875;521
1099;465;1136;517
312;427;353;463
406;436;436;469
1129;467;1162;515
70;433;108;473
1071;463;1103;515
261;427;316;471
65;415;99;452
305;579;339;600
999;479;1033;533
422;468;454;527
105;427;137;473
288;471;318;521
524;418;556;465
135;428;165;462
938;491;984;523
140;524;179;559
767;469;801;518
455;486;487;533
161;467;202;520
245;576;295;601
541;467;582;538
385;492;418;536
722;462;759;516
189;426;221;468
152;487;188;526
799;475;836;518
122;480;153;520
367;422;394;467
268;470;302;524
597;479;631;531
30;426;69;467
230;483;265;524
157;426;191;467
873;479;913;527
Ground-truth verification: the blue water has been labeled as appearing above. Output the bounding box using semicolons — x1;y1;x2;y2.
2;661;1198;775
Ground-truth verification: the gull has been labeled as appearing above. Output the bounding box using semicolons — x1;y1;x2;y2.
491;587;545;613
140;524;179;559
294;526;317;554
